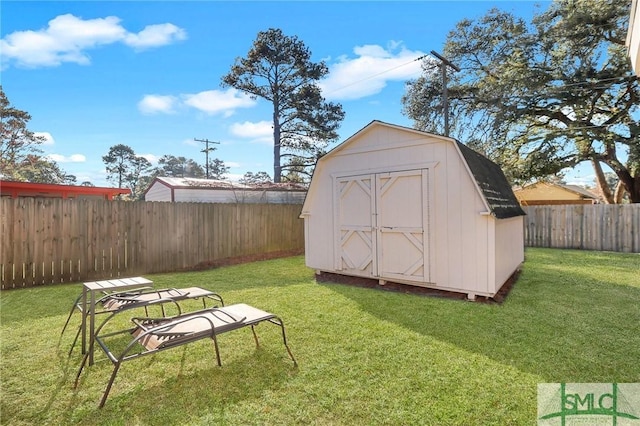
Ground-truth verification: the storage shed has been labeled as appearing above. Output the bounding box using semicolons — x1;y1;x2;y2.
300;121;526;300
144;177;306;204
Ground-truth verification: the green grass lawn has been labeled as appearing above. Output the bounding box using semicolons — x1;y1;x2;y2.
1;248;639;425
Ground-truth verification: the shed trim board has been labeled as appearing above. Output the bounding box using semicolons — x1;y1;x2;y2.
333;169;433;284
329;162;438;285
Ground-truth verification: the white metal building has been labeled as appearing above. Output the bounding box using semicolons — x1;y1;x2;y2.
144;177;307;204
300;121;526;300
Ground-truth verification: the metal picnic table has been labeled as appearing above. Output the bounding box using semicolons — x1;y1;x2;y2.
81;277;153;365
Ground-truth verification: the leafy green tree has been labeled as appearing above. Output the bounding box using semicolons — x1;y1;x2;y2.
103;144;136;188
281;155;313;184
239;171;272;184
126;155;152;199
102;144;151;199
149;154;229;184
402;0;639;202
222;28;345;182
18;155;76;184
0;86;75;183
206;158;229;180
153;155;205;178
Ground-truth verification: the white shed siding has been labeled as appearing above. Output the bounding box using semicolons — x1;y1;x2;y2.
432;141;491;294
304;160;339;270
304;126;492;293
145;181;172;202
493;216;524;293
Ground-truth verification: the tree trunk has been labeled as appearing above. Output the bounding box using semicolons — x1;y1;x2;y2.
611;171;640;203
614;181;625;204
591;160;613;204
273;101;281;183
627;176;640;203
603;161;640;203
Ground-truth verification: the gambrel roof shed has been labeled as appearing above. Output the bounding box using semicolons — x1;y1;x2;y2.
301;120;525;300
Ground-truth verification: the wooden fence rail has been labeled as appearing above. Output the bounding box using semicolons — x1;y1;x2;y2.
523;204;640;253
0;198;304;289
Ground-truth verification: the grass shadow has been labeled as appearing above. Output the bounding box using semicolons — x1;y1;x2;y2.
67;344;296;425
322;249;640;383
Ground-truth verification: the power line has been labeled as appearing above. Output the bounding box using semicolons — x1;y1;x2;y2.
194;138;220;179
323;54;428;96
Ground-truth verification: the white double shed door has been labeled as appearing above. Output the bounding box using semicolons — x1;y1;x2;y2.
334;168;432;284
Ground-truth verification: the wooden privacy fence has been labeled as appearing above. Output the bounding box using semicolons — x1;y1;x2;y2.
523;204;640;253
0;198;304;289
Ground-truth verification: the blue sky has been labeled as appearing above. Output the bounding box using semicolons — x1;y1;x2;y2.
4;0;599;188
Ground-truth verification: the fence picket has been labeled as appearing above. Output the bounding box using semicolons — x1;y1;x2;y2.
1;199;304;289
523;204;639;253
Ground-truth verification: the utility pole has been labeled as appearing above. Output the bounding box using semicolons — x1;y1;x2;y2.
194;138;220;179
430;51;460;137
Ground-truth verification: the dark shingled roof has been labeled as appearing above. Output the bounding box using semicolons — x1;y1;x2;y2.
456;142;526;219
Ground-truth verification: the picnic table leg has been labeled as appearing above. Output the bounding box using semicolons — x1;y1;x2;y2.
81;286;87;355
89;289;96;365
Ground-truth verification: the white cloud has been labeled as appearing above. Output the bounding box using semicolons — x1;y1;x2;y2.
34;132;55;145
138;90;256;117
1;14;186;69
47;153;86;163
229;121;272;138
320;42;425;101
124;23;186;50
138;95;178;115
182;89;256;116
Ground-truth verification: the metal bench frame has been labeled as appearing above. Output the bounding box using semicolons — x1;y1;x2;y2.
74;303;297;408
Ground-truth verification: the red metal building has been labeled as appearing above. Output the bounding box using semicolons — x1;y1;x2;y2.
0;180;131;200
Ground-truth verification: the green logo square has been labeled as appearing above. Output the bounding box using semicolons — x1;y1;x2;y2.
538;383;640;425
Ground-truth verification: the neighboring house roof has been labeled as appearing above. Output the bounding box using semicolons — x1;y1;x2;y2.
148;177;248;191
143;176;307;197
308;120;525;219
0;180;131;200
514;182;598;200
558;184;598;199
